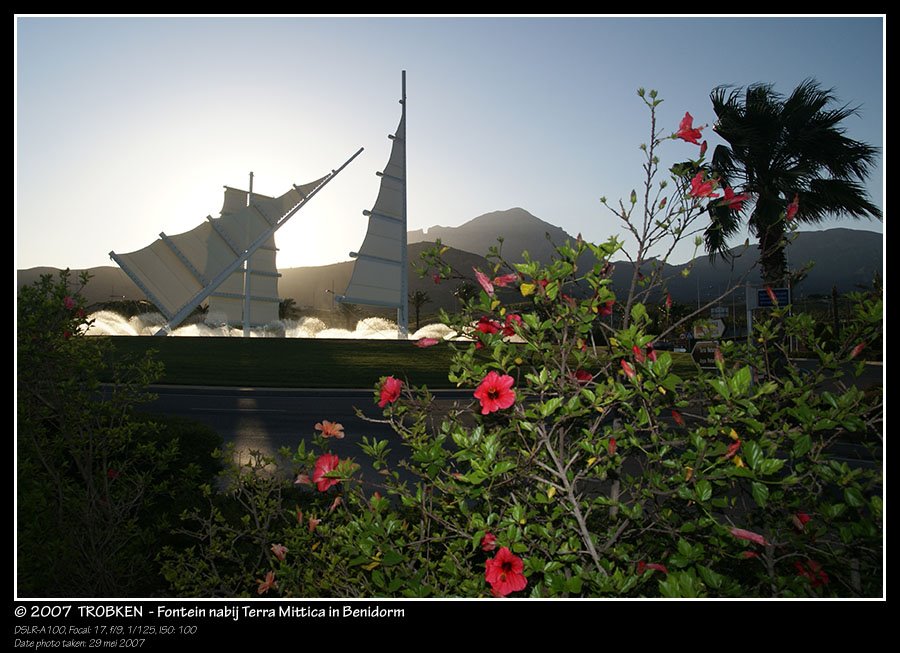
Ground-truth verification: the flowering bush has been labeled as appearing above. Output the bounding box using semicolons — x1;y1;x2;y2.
163;90;882;598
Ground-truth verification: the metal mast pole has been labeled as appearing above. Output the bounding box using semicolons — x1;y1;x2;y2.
243;171;254;337
398;70;409;339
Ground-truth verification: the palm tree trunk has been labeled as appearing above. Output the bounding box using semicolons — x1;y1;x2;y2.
756;216;787;287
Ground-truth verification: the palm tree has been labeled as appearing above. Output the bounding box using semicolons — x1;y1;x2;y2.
705;79;881;286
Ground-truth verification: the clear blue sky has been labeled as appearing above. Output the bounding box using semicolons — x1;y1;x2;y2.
15;16;884;271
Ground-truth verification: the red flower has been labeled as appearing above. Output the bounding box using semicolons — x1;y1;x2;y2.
415;337;440;348
378;376;403;407
792;511;812;531
492;273;518;288
474;371;516;415
724;439;741;460
481;532;498;552
699;140;708;158
329;496;343;513
741;551;760;559
308;516;322;532
574;369;593;384
597;299;615;317
665;293;673;310
765;285;779;306
63;330;72;340
270;543;288;562
63;296;76;310
476;316;501;335
312;453;342;492
632;345;645;364
730;527;768;547
315;420;345;439
75;308;86;319
689;172;720;199
672;409;685;427
714;348;724;366
620;359;636;380
786;194;799;221
646;343;657;362
502;313;522;337
675;112;704;145
432;274;442;285
257;571;277;595
473;267;495;296
485;547;527;597
795;560;829;587
721;187;751;212
637;561;669;575
849;342;866;359
608;438;617;456
107;468;120;480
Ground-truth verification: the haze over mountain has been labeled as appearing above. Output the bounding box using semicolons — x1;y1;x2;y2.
17;209;882;315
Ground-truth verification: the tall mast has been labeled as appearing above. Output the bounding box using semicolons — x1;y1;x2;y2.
398;70;409;338
243;171;254;337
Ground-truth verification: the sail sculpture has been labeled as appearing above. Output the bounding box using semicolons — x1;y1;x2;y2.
110;149;363;335
338;71;409;337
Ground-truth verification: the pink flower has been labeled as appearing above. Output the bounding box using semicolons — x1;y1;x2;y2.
675;112;704;145
714;348;724;366
665;293;672;310
329;496;343;513
63;296;76;310
378;376;403;408
415;337;440;348
312;453;342;492
502;313;522;337
257;571;277;595
730;527;768;547
314;420;344;439
672;410;685;427
786;194;799;221
637;561;669;575
476;317;501;335
574;370;593;385
724;440;742;460
632;345;645;365
270;543;288;562
689;172;720;199
473;267;495;296
294;473;312;486
620;359;636;380
795;560;829;587
481;532;498;552
308;517;322;533
474;371;516;415
492;273;518;288
485;547;527;597
849;342;866;359
721;187;751;212
597;299;615;317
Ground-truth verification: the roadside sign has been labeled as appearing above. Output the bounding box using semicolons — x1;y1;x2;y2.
691;340;720;369
693;319;725;340
710;306;728;318
756;287;790;308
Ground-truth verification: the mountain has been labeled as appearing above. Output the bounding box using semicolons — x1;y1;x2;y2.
409;208;572;265
17;212;882;316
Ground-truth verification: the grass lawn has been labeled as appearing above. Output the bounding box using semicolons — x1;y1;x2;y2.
102;336;700;388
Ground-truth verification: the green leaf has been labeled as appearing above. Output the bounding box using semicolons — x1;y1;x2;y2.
695;479;712;502
751;482;769;507
792;434;812;457
744;441;764;471
731;366;752;396
844;487;866;508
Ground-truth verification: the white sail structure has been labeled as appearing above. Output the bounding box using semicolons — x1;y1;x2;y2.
110;149;363;335
338;71;409;337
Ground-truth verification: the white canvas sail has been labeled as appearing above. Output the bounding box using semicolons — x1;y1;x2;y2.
339;71;409;336
110;151;362;335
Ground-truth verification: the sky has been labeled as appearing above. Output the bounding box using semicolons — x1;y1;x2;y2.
15;16;884;273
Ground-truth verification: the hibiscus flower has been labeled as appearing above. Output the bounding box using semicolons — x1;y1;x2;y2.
474;371;516;415
675;112;704;144
721;187;751;212
473;267;495;296
481;532;498;552
312;453;342;492
314;420;344;439
378;376;403;407
689;172;720;199
415;337;440;348
270;543;288;562
257;571;277;595
485;547;527;597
